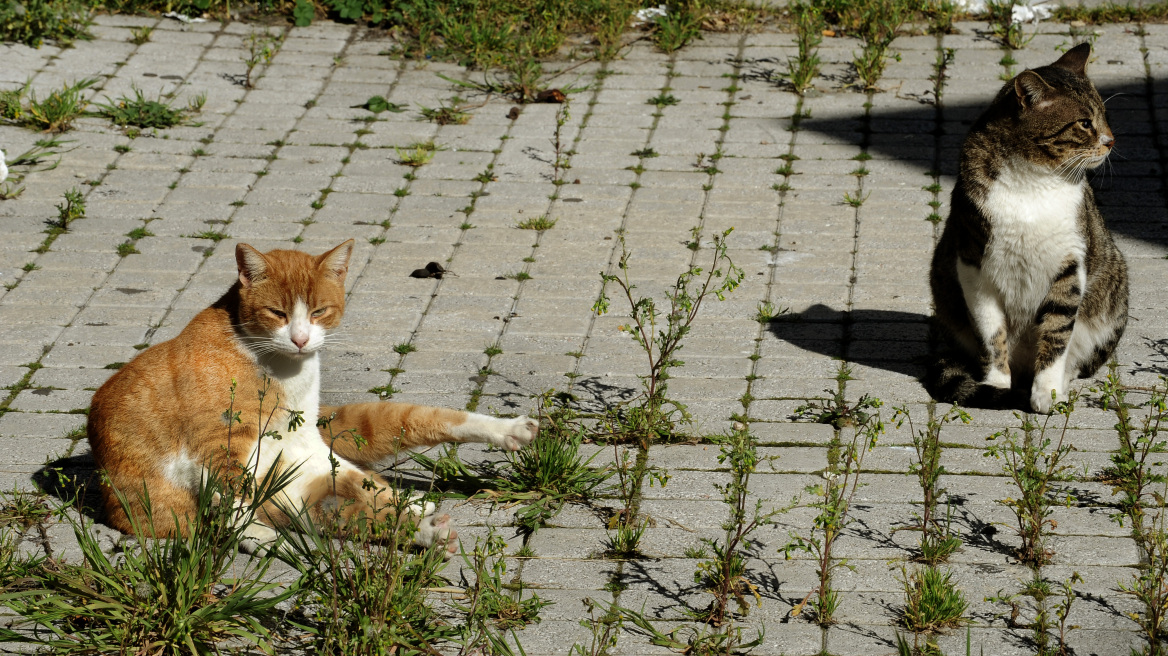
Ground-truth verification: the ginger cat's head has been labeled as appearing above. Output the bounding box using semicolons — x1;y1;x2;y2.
234;240;354;357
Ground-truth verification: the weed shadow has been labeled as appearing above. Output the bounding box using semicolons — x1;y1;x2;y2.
32;452;104;523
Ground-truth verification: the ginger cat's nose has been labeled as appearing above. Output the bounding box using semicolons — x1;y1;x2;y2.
291;334;308;350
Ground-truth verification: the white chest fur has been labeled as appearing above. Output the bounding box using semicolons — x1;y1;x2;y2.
976;160;1087;328
248;353;331;483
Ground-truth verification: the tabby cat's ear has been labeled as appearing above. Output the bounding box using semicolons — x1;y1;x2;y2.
1014;71;1055;110
317;239;354;281
1051;42;1090;77
236;243;269;288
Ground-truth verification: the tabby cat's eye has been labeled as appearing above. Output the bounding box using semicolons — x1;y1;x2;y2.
1078;119;1093;129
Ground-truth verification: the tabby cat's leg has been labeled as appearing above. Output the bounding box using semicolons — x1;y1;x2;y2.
317;402;538;467
956;261;1011;389
1030;259;1086;414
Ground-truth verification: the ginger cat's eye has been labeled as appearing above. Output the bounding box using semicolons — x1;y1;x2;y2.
312;308;326;318
268;308;287;320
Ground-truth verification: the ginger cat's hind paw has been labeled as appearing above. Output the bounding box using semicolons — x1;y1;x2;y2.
413;512;458;557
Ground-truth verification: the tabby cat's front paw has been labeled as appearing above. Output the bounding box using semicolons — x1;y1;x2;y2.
413;512;458;558
1029;384;1063;415
490;416;539;451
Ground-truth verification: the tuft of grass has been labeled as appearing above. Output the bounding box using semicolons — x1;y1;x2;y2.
419;97;471;125
786;0;824;94
898;564;968;633
393;342;416;355
128;25;153;44
95;87;205;129
515;215;557;231
21;79;97;133
647;92;679;108
395;141;442;167
116;241;139;257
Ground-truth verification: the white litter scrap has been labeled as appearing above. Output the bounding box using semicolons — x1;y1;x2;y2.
163;11;206;24
632;4;667;26
954;0;1053;24
0;149;7;184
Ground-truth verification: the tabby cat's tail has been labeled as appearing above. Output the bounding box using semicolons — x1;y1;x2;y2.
924;355;1023;409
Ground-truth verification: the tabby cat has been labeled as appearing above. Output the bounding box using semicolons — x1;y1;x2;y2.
928;43;1129;413
88;240;538;554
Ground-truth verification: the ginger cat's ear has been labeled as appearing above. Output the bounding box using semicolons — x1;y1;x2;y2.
236;243;269;288
317;239;354;281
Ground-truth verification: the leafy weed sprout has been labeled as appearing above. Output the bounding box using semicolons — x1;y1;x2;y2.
783;401;884;625
850;0;909;89
893;404;967;564
987;0;1036;49
989;571;1083;656
983;395;1080;568
395;140;443;167
455;529;551;631
243;30;284;89
20;79;97;133
693;426;796;626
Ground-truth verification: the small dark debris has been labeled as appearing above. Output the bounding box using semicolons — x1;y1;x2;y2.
85;322;108;326
562;198;583;203
534;89;566;103
104;362;126;370
507;107;521;120
142;73;158;77
409;261;448;279
116;288;147;295
573;179;580;184
160;75;182;80
469;375;488;384
32;388;53;396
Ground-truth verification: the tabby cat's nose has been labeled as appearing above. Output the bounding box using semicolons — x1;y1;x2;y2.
1101;133;1115;148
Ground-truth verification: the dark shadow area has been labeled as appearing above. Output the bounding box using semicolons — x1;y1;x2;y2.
766;304;928;378
737;55;1168;249
33;453;104;523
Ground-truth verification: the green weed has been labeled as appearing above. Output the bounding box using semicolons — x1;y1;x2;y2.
783;402;884;626
419;96;472;125
22;79;97;133
455;530;551;630
648;92;679;108
516;215;557;231
127;25;153;44
898;564;968;633
987;0;1035;49
243;30;283;89
786;0;824;94
893;405;967;564
653;0;704;53
0;0;91;47
95;87;205;129
395;140;442;167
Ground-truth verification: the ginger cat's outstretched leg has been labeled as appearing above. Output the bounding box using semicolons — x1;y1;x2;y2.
316;402;539;467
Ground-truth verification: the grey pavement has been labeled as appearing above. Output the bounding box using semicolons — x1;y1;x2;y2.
1;13;1167;655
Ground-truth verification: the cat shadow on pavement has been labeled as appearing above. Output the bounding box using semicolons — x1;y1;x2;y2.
33;453;105;523
766;304;1034;411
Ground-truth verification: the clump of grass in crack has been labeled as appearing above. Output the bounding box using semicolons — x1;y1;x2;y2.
48;187;85;234
551;96;572;186
786;0;824;94
983;395;1080;568
0;383;300;653
516;215;557;231
395;140;443;167
783;401;884;626
648;92;679;108
17;79;97;133
127;25;153;44
94;87;205;129
692;426;796;627
897;563;968;634
892;404;967;564
419;96;472;125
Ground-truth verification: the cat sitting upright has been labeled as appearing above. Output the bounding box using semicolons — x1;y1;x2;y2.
88;239;537;554
928;43;1129;414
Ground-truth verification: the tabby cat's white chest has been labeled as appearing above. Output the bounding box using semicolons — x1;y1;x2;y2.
978;161;1086;325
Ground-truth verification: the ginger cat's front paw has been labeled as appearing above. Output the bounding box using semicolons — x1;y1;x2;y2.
494;416;538;451
413;512;458;557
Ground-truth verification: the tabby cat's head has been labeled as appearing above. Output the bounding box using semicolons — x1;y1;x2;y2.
234;240;353;357
994;43;1114;177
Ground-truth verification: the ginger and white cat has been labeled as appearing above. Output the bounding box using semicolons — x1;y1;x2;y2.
88;239;537;553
